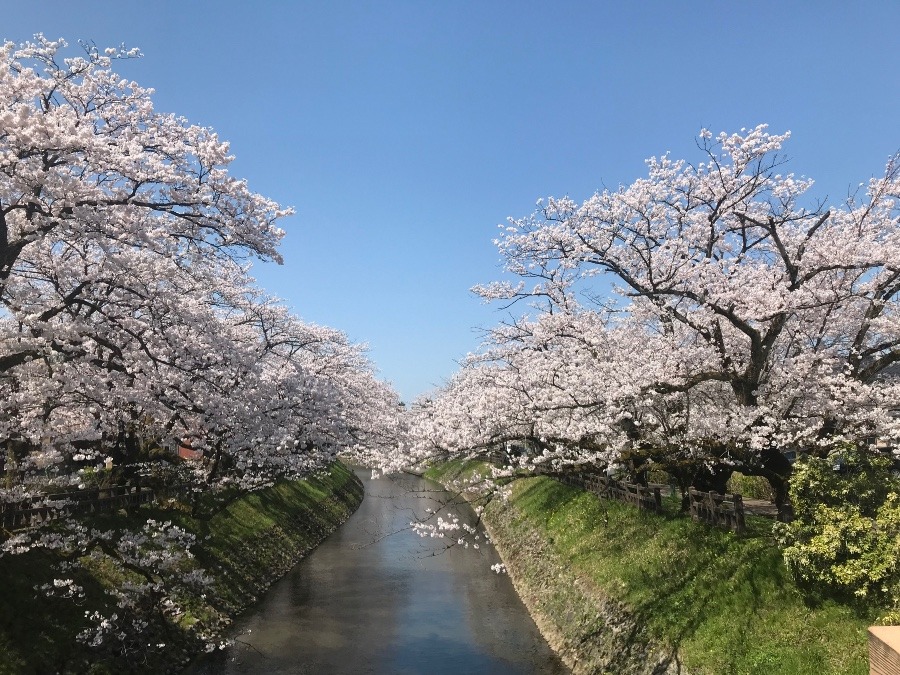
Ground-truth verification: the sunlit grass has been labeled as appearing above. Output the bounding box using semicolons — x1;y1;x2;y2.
517;477;871;674
432;461;875;675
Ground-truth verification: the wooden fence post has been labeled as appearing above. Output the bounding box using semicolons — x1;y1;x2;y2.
733;494;745;534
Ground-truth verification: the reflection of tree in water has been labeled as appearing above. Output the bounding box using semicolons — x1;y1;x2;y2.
354;471;481;556
353;471;566;673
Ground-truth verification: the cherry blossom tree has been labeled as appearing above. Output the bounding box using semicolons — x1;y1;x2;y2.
412;125;900;521
0;35;404;502
0;35;405;657
0;35;283;481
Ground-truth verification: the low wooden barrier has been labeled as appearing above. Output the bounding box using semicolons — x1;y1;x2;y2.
1;486;156;530
602;478;663;513
688;488;745;533
486;452;746;530
581;475;662;512
535;468;663;514
484;450;508;466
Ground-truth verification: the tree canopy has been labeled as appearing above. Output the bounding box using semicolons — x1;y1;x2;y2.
0;35;403;501
394;125;900;520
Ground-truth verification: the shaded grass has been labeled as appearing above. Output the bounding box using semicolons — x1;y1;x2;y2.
0;462;363;674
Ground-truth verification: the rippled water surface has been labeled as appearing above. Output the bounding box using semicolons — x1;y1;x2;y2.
186;469;566;674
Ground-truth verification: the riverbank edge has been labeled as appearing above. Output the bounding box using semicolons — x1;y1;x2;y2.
425;462;684;675
176;461;365;671
0;461;364;674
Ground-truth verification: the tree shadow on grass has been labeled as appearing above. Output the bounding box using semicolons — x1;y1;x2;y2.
512;476;871;674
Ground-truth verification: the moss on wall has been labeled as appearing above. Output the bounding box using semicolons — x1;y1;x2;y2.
0;462;364;674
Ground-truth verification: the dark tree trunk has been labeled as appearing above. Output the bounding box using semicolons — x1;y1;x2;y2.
689;454;734;495
758;447;794;522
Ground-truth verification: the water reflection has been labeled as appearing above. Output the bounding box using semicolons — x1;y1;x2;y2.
186;469;567;674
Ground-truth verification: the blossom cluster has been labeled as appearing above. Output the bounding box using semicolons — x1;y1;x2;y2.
390;125;900;521
0;36;405;505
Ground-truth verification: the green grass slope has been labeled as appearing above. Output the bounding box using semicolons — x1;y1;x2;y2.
427;461;873;675
0;462;363;674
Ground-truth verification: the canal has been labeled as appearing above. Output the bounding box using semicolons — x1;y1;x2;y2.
187;468;566;674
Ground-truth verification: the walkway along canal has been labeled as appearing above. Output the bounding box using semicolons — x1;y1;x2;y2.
186;468;566;674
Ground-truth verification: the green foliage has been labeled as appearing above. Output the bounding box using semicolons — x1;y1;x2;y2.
776;447;900;613
727;471;776;501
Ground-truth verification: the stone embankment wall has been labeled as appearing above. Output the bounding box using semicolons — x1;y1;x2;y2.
480;492;685;675
427;463;684;675
207;465;365;615
0;462;365;674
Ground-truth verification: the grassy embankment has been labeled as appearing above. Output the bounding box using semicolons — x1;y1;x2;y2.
0;461;363;674
426;460;874;675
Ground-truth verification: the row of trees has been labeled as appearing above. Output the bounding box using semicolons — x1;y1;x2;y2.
396;125;900;522
0;36;405;660
0;36;403;504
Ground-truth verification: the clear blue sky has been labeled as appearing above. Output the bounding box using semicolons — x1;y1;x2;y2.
5;1;899;402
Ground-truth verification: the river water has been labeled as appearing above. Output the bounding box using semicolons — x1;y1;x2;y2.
186;469;566;674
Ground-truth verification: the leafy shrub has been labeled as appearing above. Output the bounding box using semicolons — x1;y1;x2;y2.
776;446;900;613
727;471;776;501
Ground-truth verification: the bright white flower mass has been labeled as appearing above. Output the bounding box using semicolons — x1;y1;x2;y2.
373;124;900;525
0;35;404;500
0;36;407;651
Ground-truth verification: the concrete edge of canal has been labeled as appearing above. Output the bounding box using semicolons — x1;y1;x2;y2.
176;462;365;672
428;465;685;675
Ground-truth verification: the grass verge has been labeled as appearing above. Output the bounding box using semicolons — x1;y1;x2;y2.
426;461;874;675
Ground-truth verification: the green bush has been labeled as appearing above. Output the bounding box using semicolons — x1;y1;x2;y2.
727;471;776;501
776;446;900;614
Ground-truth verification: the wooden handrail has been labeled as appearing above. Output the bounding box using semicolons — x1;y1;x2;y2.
688;488;745;533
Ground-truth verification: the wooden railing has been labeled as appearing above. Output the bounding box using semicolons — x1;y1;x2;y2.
483;451;747;530
1;485;156;530
536;467;664;514
484;449;510;466
688;488;745;534
598;477;663;513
